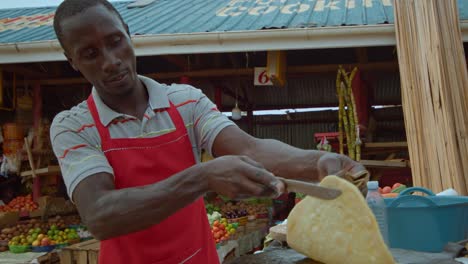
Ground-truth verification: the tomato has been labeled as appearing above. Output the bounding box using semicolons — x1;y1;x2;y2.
382;186;392;194
219;224;225;230
392;183;402;190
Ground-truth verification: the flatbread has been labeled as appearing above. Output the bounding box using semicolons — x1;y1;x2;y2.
287;176;395;264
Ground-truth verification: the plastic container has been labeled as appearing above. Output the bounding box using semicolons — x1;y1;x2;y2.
31;245;56;253
55;243;69;249
384;187;468;252
366;181;389;245
8;245;30;253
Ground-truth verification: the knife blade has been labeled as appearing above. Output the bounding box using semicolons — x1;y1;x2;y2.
277;177;342;200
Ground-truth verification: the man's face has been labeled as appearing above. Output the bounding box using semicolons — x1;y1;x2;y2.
60;5;138;97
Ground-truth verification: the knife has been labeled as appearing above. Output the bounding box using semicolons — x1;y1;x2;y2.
277;177;342;200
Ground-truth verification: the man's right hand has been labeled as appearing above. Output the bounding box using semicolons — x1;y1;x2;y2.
202;155;285;200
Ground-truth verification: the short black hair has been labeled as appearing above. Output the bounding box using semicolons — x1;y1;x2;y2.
53;0;127;49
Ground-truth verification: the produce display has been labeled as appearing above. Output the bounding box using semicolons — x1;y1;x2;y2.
0;195;38;213
378;183;407;198
8;225;78;247
76;227;92;240
0;215;89;253
205;203;221;215
207;211;222;226
207;211;238;244
220;201;268;219
204;197;274;250
287;176;395;264
211;219;237;244
295;193;306;204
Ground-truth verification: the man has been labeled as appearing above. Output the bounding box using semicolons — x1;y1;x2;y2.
50;0;367;263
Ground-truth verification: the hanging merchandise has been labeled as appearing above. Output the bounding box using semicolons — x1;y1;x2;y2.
231;80;242;120
232;53;250;120
231;103;242;121
336;66;361;161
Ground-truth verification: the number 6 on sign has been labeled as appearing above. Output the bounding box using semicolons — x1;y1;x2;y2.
254;67;273;86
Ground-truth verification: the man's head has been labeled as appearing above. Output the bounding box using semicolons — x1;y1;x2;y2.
53;0;126;48
53;0;139;98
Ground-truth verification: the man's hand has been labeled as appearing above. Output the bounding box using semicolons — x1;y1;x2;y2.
317;152;369;195
212;126;368;195
202;155;285;200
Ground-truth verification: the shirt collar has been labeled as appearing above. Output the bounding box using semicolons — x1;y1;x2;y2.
91;75;170;127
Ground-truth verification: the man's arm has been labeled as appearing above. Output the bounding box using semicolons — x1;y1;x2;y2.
212;126;365;182
73;164;206;240
73;155;283;240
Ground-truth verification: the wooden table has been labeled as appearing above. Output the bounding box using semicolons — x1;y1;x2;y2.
228;247;322;264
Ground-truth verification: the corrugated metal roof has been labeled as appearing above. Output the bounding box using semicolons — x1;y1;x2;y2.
1;0;465;45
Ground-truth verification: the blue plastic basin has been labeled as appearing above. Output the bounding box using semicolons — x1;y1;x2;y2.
384;187;468;252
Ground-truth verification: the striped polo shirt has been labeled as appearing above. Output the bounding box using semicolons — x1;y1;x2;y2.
50;75;235;199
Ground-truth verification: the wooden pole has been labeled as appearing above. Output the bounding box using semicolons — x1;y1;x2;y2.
394;0;468;194
32;82;42;201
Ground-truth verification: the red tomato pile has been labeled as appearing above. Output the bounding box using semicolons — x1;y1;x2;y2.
0;195;38;213
211;220;230;244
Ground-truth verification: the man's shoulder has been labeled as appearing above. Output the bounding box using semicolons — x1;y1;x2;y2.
163;82;202;101
51;100;94;132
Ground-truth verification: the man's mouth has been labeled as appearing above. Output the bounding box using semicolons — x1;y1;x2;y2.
106;71;128;83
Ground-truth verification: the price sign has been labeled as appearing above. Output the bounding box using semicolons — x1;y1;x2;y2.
254;67;273;86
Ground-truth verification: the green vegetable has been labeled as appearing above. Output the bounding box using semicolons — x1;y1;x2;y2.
391;185;407;193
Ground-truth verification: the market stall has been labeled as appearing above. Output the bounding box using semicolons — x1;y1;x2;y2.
0;0;467;263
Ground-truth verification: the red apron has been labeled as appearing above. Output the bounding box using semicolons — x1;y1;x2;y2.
87;95;219;264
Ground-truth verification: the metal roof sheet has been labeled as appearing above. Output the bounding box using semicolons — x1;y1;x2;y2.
1;0;465;45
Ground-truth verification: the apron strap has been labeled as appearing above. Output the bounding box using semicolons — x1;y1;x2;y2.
87;93;188;142
166;101;188;135
87;95;111;141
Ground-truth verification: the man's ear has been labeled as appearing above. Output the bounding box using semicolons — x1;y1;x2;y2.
64;52;78;71
124;23;130;37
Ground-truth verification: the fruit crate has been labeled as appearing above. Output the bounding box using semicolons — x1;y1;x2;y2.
0;212;20;229
59;239;100;264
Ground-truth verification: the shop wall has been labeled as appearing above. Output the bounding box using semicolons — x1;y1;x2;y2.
196;72;405;150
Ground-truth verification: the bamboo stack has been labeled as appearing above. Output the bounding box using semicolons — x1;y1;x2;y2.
394;0;468;195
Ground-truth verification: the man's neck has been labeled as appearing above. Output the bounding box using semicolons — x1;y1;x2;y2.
99;79;149;120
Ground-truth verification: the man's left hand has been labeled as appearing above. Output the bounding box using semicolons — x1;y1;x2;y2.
317;152;369;195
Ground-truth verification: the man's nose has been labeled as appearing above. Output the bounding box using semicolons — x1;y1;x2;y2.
102;49;121;72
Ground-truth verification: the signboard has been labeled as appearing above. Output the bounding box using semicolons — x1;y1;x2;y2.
254;67;273;86
0;13;55;32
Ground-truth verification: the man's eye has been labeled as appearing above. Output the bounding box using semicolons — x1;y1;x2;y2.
82;49;97;59
111;35;122;45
